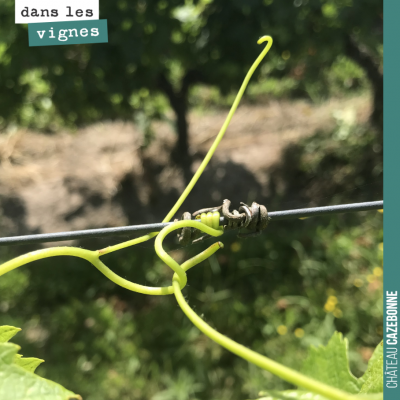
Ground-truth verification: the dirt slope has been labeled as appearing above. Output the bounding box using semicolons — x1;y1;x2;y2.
0;96;371;240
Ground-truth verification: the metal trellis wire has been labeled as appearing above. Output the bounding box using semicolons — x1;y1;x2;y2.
0;200;383;247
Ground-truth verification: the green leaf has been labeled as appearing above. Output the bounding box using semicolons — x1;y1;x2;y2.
255;332;383;400
254;391;382;400
0;325;81;400
301;331;361;394
255;390;326;399
1;326;44;372
14;354;44;373
358;341;383;394
0;325;21;343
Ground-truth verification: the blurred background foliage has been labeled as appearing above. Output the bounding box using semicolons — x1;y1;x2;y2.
0;201;383;400
0;0;382;167
0;0;383;399
0;122;383;399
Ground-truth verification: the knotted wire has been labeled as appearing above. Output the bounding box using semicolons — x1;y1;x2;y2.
176;199;270;245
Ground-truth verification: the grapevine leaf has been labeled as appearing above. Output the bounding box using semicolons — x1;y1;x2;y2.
358;341;383;394
301;331;361;394
254;332;383;400
14;353;44;373
1;326;44;372
254;390;326;399
0;325;21;343
0;342;81;400
0;325;81;400
254;391;382;400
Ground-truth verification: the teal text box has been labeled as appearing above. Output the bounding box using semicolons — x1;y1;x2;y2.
384;1;400;399
28;19;108;46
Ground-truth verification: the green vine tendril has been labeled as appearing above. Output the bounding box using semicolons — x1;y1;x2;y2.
0;36;368;400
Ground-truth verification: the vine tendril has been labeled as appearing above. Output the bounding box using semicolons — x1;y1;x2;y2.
96;35;274;256
0;36;367;400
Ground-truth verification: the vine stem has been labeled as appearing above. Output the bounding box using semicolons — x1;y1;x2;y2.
161;36;274;223
0;246;168;295
0;220;366;400
98;35;274;256
146;220;367;400
172;278;367;400
0;221;223;296
0;36;369;400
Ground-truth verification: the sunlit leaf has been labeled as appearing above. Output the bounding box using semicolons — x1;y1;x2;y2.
358;341;384;394
254;391;382;400
255;332;383;400
0;326;81;400
0;325;21;343
14;353;44;373
301;332;361;393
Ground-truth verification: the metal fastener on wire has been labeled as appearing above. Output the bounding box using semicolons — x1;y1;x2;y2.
0;201;384;247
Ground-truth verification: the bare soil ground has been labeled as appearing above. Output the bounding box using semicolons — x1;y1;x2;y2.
0;95;371;240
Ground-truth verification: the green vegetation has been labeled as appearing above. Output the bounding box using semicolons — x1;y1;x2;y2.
0;326;383;400
0;325;81;400
0;0;382;169
256;332;383;399
0;122;383;399
0;0;383;398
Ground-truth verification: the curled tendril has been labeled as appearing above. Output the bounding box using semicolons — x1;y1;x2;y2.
0;36;364;400
154;218;224;289
0;218;223;296
0;35;273;294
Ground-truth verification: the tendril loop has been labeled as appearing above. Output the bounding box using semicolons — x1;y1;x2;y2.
0;35;363;400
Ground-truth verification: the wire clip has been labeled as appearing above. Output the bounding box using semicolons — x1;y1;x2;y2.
176;199;270;245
